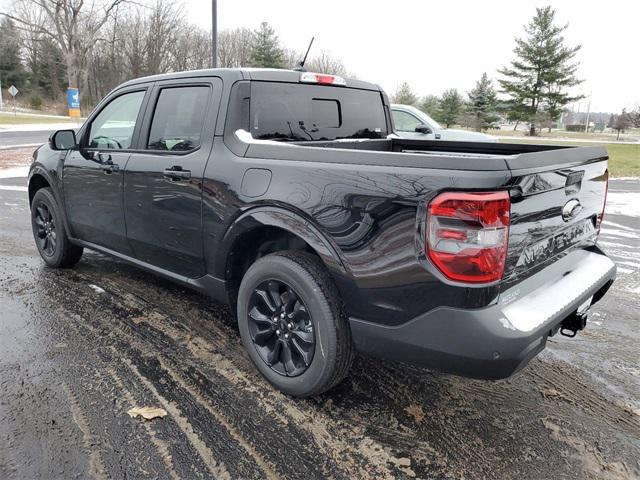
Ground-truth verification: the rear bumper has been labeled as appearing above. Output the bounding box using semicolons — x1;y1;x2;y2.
349;248;616;379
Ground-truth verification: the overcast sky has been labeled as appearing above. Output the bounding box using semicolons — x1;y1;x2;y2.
185;0;639;113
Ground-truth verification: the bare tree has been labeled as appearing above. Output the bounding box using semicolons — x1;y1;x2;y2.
143;0;182;75
218;27;253;68
282;48;303;69
1;0;127;98
305;50;347;76
171;25;211;71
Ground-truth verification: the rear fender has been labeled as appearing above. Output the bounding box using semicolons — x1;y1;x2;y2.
215;206;349;279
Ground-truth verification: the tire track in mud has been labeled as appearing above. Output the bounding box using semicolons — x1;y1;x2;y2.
55;350;180;479
3;255;640;479
104;360;221;480
18;261;401;479
46;301;277;479
104;367;197;480
543;418;636;480
117;359;235;480
62;383;109;479
66;261;411;479
527;359;640;435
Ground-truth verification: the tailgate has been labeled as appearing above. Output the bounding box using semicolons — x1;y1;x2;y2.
502;147;608;288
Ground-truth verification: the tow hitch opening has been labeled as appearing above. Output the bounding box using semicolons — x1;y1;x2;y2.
560;296;593;337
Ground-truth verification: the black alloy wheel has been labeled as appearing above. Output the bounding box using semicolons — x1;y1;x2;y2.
247;279;315;377
34;202;57;257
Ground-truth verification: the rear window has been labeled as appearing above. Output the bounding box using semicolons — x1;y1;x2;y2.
147;86;210;151
250;82;387;141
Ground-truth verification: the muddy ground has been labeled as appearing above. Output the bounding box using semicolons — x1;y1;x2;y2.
0;162;638;479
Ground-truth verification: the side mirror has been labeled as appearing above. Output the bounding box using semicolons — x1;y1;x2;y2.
415;124;433;134
49;129;77;150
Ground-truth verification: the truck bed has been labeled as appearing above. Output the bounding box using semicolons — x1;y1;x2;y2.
235;133;608;173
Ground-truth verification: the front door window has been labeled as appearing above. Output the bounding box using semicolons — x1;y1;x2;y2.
88;91;145;149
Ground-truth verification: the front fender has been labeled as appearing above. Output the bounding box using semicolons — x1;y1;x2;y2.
28;148;72;237
214;205;349;279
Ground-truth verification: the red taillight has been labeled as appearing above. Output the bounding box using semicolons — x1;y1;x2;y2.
300;72;347;86
427;191;510;283
597;170;609;229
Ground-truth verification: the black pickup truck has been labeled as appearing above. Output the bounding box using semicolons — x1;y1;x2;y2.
28;69;615;397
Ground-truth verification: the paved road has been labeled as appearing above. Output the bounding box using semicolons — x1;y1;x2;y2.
0;130;51;148
0;174;638;480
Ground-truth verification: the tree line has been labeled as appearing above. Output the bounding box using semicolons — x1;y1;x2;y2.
0;2;637;134
0;0;347;111
391;6;639;136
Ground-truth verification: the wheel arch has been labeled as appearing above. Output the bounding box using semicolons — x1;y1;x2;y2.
28;167;72;238
217;206;349;307
28;172;51;205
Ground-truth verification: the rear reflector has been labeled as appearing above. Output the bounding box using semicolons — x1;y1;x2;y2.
427;191;510;283
300;72;347;86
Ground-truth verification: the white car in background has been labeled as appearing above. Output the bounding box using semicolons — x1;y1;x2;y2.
391;104;497;142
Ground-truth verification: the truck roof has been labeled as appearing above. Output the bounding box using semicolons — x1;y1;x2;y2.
119;68;382;92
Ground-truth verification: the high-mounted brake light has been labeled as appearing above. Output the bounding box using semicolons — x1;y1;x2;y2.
300;72;347;86
426;191;510;283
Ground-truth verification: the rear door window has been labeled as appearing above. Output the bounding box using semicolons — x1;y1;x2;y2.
250;82;387;141
147;86;210;151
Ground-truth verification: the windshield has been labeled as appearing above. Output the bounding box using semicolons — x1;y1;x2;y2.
422;112;442;130
250;82;387;141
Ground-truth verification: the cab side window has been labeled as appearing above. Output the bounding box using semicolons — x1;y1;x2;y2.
147;86;210;152
88;91;145;149
392;110;422;132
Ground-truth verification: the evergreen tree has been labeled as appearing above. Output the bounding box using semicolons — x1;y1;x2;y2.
498;6;583;136
467;73;499;131
249;22;285;68
38;39;68;100
420;94;441;119
0;18;26;91
439;89;465;128
392;82;418;105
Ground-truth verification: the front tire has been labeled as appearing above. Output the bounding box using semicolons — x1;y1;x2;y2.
31;188;83;268
237;251;354;397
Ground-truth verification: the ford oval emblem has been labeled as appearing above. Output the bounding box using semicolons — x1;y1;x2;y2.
562;199;582;222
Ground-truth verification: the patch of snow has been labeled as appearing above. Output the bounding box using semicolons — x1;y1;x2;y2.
600;228;637;239
0;166;29;179
606;192;640;218
602;220;635;232
88;284;105;294
0;123;79;132
0;185;27;192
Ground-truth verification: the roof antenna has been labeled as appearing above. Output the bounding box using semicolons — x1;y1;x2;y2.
293;37;314;72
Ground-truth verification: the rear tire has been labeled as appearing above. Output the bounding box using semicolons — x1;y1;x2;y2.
237;251;354;397
31;188;83;268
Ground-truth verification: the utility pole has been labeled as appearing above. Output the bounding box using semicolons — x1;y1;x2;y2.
211;0;218;68
0;79;3;111
584;92;592;133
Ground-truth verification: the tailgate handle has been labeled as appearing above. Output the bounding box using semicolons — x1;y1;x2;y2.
565;170;584;194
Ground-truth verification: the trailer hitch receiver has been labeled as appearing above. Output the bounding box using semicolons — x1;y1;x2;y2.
560;296;592;338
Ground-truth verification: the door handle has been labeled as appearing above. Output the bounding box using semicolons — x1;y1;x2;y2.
163;167;191;181
102;163;119;174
